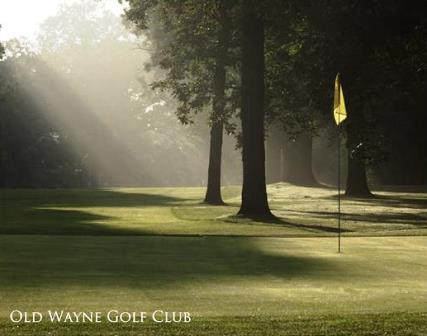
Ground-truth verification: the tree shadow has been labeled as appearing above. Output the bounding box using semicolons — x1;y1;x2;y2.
0;235;348;291
372;185;427;194
325;194;427;210
351;194;427;210
0;189;352;293
0;189;187;235
4;208;159;236
226;214;353;234
1;189;186;207
287;192;427;226
289;209;427;226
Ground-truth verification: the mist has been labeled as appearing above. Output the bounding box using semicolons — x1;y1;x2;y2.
0;1;242;188
1;0;425;191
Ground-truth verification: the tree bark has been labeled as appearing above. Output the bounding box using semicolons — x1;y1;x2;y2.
204;121;225;204
266;126;283;184
204;0;231;205
345;107;372;197
238;0;272;217
345;153;371;197
282;132;318;186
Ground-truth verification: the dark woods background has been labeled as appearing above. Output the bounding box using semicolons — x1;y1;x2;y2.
0;0;425;189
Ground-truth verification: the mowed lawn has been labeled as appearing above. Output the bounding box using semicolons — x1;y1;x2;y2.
0;183;426;236
0;185;426;335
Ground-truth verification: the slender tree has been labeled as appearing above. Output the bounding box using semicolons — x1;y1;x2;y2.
238;0;272;217
124;0;237;204
204;0;232;204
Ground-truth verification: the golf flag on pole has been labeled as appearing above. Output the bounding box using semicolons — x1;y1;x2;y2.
333;73;345;253
333;73;347;125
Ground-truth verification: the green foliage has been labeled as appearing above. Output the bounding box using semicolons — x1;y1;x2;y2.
264;0;426;180
2;1;426;187
317;1;425;179
264;2;320;139
0;41;90;187
1;2;238;187
123;0;240;133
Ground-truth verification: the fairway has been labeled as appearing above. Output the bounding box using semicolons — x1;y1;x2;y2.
0;186;426;335
0;235;426;335
1;235;426;315
1;184;426;236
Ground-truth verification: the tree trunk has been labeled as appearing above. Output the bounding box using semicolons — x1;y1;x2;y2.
238;0;272;217
345;153;371;197
345;106;372;197
282;132;318;186
204;0;231;205
266;126;283;184
204;121;225;204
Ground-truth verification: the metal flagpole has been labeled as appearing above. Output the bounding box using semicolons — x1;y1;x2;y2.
334;72;346;254
337;130;341;253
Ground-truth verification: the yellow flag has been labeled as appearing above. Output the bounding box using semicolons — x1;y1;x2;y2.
333;73;347;125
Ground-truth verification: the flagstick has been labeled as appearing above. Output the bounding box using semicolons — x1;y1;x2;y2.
334;72;345;253
337;129;341;253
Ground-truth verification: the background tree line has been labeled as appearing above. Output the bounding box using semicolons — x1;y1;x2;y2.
0;0;425;217
123;0;426;216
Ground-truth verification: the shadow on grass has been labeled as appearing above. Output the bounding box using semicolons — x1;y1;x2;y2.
286;190;426;223
6;208;156;235
0;189;186;235
0;189;344;288
225;214;353;234
0;235;342;290
325;193;427;210
0;189;186;207
350;194;427;210
317;194;427;226
288;209;427;226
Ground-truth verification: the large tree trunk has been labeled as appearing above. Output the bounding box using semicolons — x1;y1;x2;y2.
346;153;370;196
266;126;283;184
345;105;372;197
238;0;272;217
282;132;318;186
204;0;231;205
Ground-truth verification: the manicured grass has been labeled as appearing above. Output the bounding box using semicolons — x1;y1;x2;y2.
0;235;426;335
0;183;426;236
0;185;426;335
1;313;426;336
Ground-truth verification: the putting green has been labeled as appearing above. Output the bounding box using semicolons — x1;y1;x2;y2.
0;185;426;335
1;236;426;315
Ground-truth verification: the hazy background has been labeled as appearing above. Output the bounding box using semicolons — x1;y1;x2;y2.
0;0;425;188
0;0;242;187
